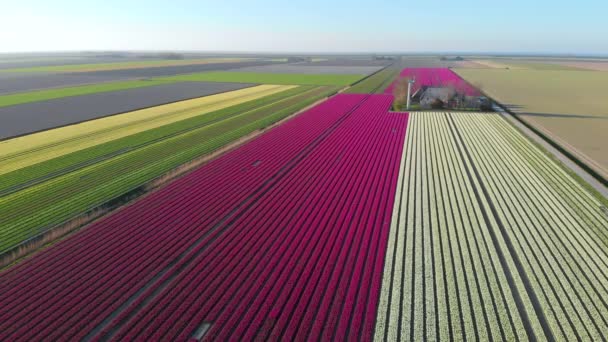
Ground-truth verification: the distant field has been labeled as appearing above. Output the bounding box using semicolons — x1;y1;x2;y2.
502;60;586;71
0;79;173;108
546;60;608;71
0;81;257;139
467;58;588;71
456;68;608;179
229;64;382;75
0;61;276;94
400;57;471;68
0;74;137;95
159;71;364;86
345;66;400;94
0;85;289;177
2;58;250;73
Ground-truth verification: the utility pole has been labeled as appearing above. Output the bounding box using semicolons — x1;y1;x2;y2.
406;78;415;110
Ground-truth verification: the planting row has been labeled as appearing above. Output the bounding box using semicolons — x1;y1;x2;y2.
374;111;608;341
0;85;338;254
99;94;407;341
0;94;374;340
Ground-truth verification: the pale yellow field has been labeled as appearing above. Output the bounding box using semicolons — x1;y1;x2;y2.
0;84;295;175
456;68;608;179
470;60;523;69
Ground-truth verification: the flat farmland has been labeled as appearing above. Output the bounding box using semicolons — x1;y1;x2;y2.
0;85;339;254
0;74;137;95
71;60;276;78
159;71;364;86
302;59;391;67
0;56;152;71
455;68;608;179
230;64;383;75
375;111;608;341
1;58;251;73
0;60;275;94
549;60;608;71
0;81;255;139
0;94;408;341
345;66;401;94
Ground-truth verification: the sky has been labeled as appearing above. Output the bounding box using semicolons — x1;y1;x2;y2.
2;0;608;54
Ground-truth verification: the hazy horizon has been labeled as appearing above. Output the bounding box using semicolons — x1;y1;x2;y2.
2;0;608;54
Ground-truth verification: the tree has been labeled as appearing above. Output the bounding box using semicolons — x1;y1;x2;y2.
430;98;445;109
392;77;411;110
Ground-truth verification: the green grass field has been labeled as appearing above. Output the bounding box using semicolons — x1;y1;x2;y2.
455;68;608;179
0;79;176;108
0;85;338;254
159;71;364;86
344;66;400;94
376;111;608;341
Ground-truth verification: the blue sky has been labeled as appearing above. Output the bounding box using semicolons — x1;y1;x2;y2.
2;0;607;54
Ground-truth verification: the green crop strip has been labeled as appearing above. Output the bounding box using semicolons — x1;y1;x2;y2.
0;85;338;254
158;71;364;86
0;79;176;108
345;66;400;94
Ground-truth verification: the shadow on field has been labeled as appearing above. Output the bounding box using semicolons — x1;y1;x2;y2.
518;112;607;120
502;103;605;120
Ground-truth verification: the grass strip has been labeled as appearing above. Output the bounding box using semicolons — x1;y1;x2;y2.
0;79;177;108
158;71;364;86
345;67;400;94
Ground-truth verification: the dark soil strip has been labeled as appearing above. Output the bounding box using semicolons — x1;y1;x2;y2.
0;81;256;140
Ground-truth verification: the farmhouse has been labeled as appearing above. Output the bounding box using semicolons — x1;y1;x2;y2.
417;86;490;109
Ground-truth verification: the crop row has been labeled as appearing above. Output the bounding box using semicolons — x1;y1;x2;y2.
0;84;292;176
0;85;338;254
0;85;303;195
0;94;377;340
374;111;608;341
451;111;608;340
100;94;407;341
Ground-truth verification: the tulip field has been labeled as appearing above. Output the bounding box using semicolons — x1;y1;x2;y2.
375;111;608;341
385;67;481;96
0;94;408;340
1;65;607;341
